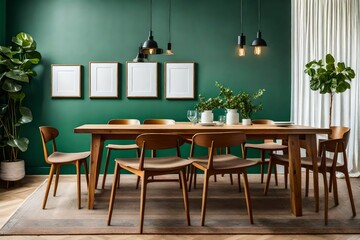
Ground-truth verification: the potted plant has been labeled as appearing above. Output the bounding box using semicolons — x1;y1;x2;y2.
194;94;221;123
216;81;265;125
304;53;355;128
238;89;265;125
0;32;41;182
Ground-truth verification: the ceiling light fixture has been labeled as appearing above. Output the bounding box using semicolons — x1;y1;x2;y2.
166;0;174;55
251;0;267;56
142;0;163;55
237;0;246;57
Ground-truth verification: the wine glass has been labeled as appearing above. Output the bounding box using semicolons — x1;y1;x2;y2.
187;110;197;124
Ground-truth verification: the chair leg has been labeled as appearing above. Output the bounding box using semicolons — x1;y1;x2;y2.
83;159;89;188
194;169;197;189
242;172;254;224
331;169;339;206
343;170;356;216
264;161;273;196
305;168;309;197
284;166;288;189
188;165;195;192
42;164;56;209
107;163;121;226
76;161;81;209
102;149;111;189
136;176;140;189
53;166;60;197
237;173;242;192
322;170;329;225
139;174;148;234
273;162;278;186
229;174;234;185
213;174;217;182
200;171;210;226
260;150;265;183
179;170;191;226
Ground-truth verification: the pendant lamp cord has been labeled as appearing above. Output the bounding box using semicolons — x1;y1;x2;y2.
258;0;261;31
168;0;171;42
149;0;152;31
240;0;243;32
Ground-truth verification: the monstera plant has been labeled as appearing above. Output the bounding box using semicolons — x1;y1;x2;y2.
305;53;355;127
0;32;41;181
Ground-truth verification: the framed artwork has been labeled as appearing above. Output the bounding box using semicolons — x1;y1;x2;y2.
51;64;81;98
89;62;118;98
165;62;195;99
126;62;158;98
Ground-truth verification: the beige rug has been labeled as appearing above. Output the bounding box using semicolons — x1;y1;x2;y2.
1;174;360;235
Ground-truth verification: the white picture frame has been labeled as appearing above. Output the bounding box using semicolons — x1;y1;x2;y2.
89;62;118;98
165;62;195;99
126;62;158;98
51;64;81;98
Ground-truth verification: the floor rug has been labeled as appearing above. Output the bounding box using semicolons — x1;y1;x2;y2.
1;174;360;235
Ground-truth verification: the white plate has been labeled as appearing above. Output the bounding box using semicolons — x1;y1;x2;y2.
274;121;294;127
197;122;217;126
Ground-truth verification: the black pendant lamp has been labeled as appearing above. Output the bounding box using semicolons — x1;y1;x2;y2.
237;0;246;57
142;0;163;55
133;45;148;62
251;0;267;56
165;0;174;55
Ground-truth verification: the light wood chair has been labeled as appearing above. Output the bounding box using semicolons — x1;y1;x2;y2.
188;132;257;226
107;133;192;233
143;119;176;125
39;126;90;209
267;126;356;225
243;120;288;184
100;119;140;189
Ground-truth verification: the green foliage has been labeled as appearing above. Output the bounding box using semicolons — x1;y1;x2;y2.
0;32;41;161
304;53;355;127
194;94;221;113
304;53;355;94
215;81;265;119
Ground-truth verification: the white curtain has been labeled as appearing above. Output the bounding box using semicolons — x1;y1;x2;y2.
291;0;360;176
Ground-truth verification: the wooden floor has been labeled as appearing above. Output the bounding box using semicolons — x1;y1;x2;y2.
1;175;360;240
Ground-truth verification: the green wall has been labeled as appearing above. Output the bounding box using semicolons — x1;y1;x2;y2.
5;0;291;174
0;0;5;44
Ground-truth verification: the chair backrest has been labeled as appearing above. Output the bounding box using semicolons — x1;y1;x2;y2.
251;119;275;124
39;126;59;164
108;119;140;125
329;126;350;149
143;119;176;125
136;133;185;170
190;132;246;169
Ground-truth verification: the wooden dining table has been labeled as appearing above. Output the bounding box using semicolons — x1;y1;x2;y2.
74;122;330;216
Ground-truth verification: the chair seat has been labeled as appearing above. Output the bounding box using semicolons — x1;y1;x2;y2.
189;154;257;170
245;142;288;151
271;154;343;168
48;151;90;164
106;143;139;150
116;156;192;171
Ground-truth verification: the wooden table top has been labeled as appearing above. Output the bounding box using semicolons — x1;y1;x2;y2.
74;122;331;135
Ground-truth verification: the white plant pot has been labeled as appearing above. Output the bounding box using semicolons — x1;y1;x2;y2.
201;110;214;123
0;159;25;181
226;109;239;125
242;118;252;126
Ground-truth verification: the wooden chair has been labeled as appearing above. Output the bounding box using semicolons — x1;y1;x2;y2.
266;126;356;224
100;119;140;189
243;120;288;184
143;119;176;125
188;132;257;226
107;133;192;233
39;126;90;209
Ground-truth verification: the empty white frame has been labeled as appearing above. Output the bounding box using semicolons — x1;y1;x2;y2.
89;62;118;98
127;62;158;98
51;64;81;98
165;62;195;99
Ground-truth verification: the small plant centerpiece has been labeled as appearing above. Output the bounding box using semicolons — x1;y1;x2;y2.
194;94;221;123
0;32;41;182
215;81;265;125
304;53;355;128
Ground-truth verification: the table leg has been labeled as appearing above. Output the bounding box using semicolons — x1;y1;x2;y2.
288;135;302;216
88;134;104;209
305;134;319;212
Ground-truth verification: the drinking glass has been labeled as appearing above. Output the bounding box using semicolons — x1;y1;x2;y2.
218;115;226;125
187;110;197;124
